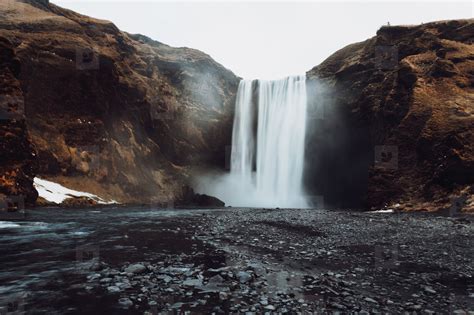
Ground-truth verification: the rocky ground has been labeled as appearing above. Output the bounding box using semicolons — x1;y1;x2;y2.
81;209;473;314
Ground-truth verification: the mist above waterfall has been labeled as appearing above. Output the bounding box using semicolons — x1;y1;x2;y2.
196;75;309;208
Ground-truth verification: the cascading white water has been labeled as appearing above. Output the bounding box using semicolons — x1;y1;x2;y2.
229;75;308;208
230;80;254;184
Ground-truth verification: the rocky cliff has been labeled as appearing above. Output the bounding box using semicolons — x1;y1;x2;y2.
1;1;472;211
0;36;37;207
306;19;473;212
0;0;239;205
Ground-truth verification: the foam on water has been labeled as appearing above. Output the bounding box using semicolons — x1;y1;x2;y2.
0;221;21;229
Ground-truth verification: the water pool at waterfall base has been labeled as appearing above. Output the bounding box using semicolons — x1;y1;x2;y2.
0;207;472;314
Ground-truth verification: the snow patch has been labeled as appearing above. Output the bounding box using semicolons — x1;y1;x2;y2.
33;178;117;205
372;209;394;213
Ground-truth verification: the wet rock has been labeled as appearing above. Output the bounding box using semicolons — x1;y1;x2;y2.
118;298;133;308
208;274;224;284
219;291;228;300
182;278;202;287
157;275;172;283
87;273;101;281
411;305;422;311
424;286;436;294
212;306;225;314
125;263;146;274
237;271;252;283
88;262;103;271
171;302;184;309
107;286;120;293
365;297;378;304
100;277;112;284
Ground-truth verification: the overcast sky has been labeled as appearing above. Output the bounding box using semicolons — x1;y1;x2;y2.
52;1;472;79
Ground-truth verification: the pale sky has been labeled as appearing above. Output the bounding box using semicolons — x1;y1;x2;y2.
52;0;473;79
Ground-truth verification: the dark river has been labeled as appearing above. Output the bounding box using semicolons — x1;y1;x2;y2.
0;206;218;314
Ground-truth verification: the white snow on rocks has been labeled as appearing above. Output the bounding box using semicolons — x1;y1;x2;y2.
33;177;117;205
372;209;394;213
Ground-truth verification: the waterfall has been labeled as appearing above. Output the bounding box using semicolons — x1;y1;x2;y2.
230;80;254;183
229;75;308;208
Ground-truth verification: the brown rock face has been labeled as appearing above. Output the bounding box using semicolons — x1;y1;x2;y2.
306;20;474;211
1;1;472;212
0;36;37;206
0;1;239;205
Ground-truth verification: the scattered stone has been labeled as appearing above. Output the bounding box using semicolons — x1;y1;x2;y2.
219;291;228;300
365;297;378;304
89;209;469;314
171;302;184;309
183;278;202;287
118;298;133;308
124;264;146;274
107;286;120;293
237;271;252;283
208;274;224;284
424;286;436;294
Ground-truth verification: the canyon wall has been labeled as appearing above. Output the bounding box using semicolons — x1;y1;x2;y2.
0;1;472;211
0;37;37;206
0;0;239;205
306;19;473;211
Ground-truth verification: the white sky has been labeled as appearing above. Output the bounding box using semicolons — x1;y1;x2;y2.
52;0;473;79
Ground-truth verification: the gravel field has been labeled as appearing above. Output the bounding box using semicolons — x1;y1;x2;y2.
1;208;473;314
90;209;474;314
